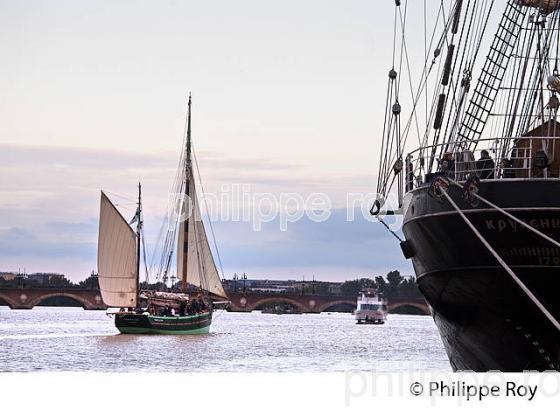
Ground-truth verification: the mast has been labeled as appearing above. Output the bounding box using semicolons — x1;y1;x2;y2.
173;93;227;299
136;182;142;307
181;94;192;292
187;93;192;168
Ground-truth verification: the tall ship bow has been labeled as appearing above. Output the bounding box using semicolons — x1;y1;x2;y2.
374;0;560;371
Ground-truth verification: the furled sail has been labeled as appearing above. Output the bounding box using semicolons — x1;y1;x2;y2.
97;191;138;307
177;170;227;299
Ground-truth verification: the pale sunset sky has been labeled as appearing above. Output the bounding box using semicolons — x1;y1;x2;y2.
0;0;501;282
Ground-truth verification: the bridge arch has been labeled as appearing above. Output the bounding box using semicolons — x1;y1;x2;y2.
250;297;308;313
0;294;17;309
317;300;357;313
388;302;430;315
29;293;93;310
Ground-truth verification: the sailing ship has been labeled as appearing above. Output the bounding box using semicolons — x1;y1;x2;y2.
374;0;560;370
97;95;229;334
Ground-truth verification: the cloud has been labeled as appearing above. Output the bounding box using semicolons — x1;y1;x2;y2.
0;207;410;282
0;144;172;169
211;208;410;279
0;144;301;174
0;144;405;282
0;143;314;226
0;226;95;259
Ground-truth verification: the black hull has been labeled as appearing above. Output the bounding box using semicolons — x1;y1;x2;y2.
403;179;560;371
114;311;212;335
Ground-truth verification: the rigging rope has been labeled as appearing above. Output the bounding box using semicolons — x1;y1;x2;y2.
377;0;457;198
378;217;405;242
104;191;135;202
377;0;560;203
141;230;150;284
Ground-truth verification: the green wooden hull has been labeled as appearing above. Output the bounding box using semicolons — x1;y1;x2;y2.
115;311;212;335
116;325;210;335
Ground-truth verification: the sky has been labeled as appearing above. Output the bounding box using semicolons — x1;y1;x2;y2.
0;0;503;282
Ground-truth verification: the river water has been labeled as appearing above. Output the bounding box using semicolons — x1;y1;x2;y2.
0;307;450;372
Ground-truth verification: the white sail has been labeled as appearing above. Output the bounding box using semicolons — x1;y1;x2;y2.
97;191;138;307
177;170;227;299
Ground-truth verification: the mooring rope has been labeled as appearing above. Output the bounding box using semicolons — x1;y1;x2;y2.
378;217;405;242
440;188;560;332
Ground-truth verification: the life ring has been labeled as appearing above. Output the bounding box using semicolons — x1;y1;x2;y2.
462;175;480;207
428;176;450;201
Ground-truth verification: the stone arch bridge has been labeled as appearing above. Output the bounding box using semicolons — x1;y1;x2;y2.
227;292;430;315
0;288;106;310
0;288;430;315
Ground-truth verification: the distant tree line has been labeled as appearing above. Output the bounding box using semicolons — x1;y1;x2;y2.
0;270;421;298
339;270;422;298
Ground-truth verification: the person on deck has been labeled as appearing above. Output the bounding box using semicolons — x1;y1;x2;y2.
190;299;199;314
477;150;495;179
500;158;515;178
198;297;207;312
440;152;455;178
